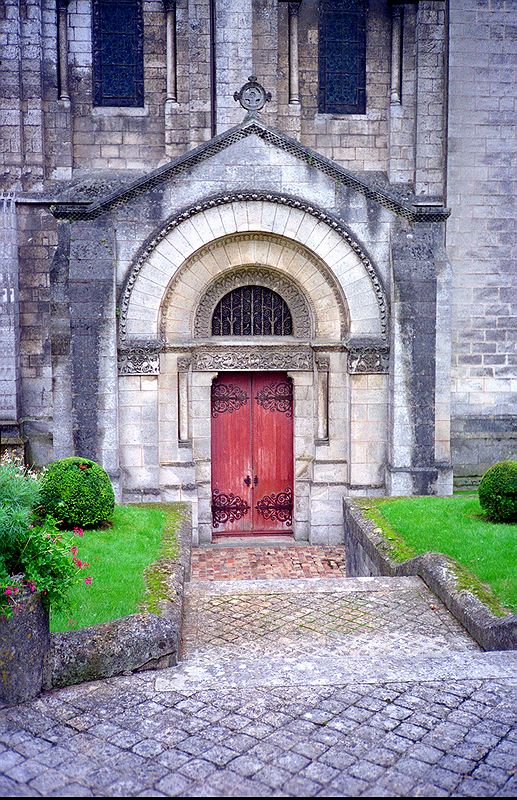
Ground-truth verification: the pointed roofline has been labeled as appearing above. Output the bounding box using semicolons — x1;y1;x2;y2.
51;114;449;222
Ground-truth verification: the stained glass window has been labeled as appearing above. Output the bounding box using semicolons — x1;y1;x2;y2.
212;287;293;336
92;0;144;107
318;0;367;115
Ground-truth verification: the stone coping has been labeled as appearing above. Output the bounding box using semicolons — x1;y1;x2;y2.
343;497;517;652
45;505;192;690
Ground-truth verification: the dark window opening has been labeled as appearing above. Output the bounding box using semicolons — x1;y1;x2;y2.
92;0;144;107
212;287;293;337
318;0;367;115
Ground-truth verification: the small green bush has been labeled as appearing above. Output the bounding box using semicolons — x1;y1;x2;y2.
0;459;41;578
40;457;115;528
478;460;517;523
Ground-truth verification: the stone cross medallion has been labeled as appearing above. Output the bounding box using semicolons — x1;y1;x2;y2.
234;76;272;111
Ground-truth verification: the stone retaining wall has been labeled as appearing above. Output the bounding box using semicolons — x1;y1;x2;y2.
45;505;192;690
343;498;517;652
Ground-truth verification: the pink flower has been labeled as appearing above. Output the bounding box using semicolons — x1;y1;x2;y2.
71;546;78;556
84;576;93;585
73;527;84;537
73;558;83;568
4;587;12;596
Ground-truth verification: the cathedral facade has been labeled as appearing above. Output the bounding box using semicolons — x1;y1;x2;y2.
1;0;515;544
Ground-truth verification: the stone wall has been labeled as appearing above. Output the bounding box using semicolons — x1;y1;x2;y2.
447;0;517;482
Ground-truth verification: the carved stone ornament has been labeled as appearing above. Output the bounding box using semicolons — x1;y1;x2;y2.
347;347;390;374
118;347;161;375
234;76;272;112
192;347;313;372
177;356;191;371
194;266;312;339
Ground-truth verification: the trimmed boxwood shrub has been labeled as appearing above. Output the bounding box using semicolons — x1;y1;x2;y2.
478;460;517;523
40;457;115;528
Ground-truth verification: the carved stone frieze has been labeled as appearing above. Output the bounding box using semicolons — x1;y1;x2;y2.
118;347;162;375
192;347;313;372
347;347;390;374
194;266;312;338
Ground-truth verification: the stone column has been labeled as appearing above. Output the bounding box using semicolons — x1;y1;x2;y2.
57;0;70;101
164;0;177;104
315;356;329;442
288;2;301;104
0;195;23;459
177;357;191;444
390;5;402;105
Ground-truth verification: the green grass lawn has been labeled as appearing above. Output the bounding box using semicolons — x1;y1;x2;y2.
50;504;181;632
358;495;517;614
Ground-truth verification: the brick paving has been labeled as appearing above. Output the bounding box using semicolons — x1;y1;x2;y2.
0;556;516;797
191;546;347;581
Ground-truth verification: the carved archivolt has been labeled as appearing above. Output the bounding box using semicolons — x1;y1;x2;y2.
119;192;389;345
193;267;313;339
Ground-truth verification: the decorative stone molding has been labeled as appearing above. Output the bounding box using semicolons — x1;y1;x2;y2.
119;194;388;344
177;356;191;371
118;347;162;375
191;346;313;372
347;346;390;374
316;355;330;371
193;266;313;339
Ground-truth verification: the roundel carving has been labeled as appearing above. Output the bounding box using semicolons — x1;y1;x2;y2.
194;268;313;339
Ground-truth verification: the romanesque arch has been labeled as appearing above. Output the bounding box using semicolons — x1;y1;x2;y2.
119;194;388;346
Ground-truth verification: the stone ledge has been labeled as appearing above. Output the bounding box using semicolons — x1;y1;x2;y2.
343;498;516;652
46;505;192;690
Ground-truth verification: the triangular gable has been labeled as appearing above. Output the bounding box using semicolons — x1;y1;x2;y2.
51;114;449;223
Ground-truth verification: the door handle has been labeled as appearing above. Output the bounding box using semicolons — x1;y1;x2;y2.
244;475;251;486
254;475;259;486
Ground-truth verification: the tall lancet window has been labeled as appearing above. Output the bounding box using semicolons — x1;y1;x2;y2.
318;0;367;115
92;0;144;107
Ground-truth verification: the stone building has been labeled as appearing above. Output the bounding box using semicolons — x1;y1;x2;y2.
1;0;515;544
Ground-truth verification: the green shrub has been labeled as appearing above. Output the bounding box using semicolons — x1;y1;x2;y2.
478;460;517;523
0;459;41;578
40;457;115;528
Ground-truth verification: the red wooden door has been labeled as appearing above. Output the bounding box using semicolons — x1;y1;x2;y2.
211;372;294;536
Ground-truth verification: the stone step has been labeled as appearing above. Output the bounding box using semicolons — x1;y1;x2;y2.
155;650;517;693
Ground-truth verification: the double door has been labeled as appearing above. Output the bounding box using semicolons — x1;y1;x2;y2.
211;372;294;536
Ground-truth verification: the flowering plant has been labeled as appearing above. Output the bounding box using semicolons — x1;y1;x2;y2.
0;456;90;619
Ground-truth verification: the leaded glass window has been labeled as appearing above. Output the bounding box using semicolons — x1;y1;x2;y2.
92;0;144;107
212;287;293;336
318;0;367;115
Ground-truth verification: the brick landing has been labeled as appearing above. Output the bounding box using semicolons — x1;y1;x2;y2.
191;545;347;581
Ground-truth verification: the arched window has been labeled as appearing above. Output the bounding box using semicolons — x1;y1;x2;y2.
318;0;367;115
92;0;144;107
211;286;293;336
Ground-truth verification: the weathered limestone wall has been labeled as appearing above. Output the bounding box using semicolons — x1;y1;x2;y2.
447;0;517;483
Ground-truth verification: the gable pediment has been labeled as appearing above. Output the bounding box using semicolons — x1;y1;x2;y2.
51;115;449;222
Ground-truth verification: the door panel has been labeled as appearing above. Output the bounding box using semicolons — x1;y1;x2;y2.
210;374;252;533
211;372;294;536
252;373;294;533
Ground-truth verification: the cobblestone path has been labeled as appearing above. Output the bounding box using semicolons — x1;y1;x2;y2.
1;567;516;797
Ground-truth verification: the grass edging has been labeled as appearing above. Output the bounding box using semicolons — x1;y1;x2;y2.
343;497;517;652
46;503;192;690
